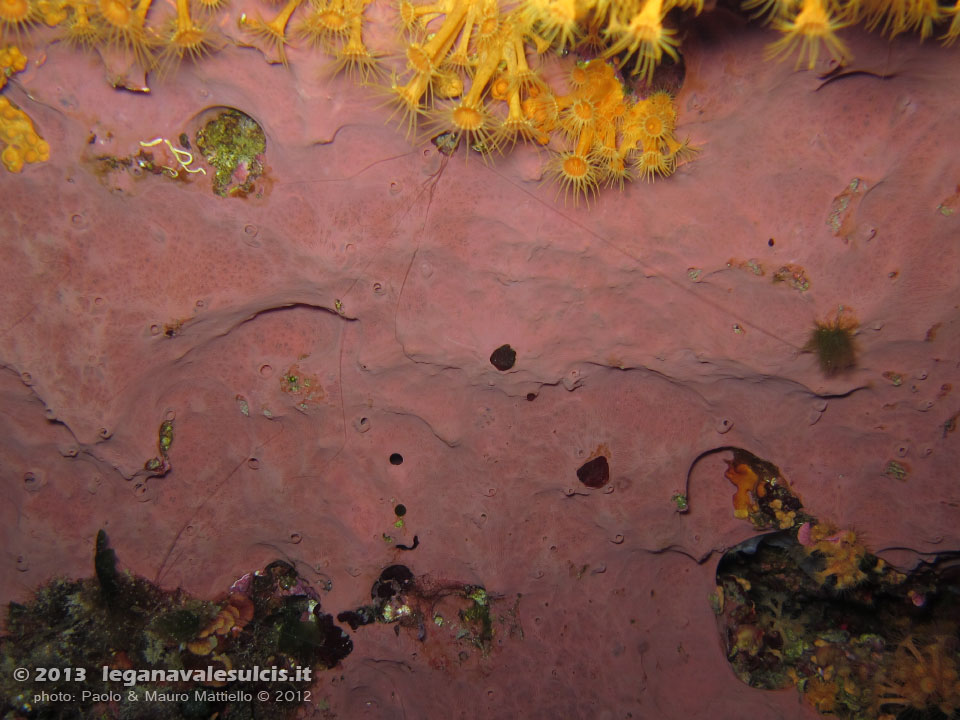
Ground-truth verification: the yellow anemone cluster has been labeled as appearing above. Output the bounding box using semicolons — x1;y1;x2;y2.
1;45;48;173
0;42;26;88
2;0;958;80
381;0;693;203
1;95;50;172
521;0;702;82
294;0;378;76
802;522;873;591
395;5;693;197
534;60;695;203
875;635;960;719
3;0;958;194
0;0;219;74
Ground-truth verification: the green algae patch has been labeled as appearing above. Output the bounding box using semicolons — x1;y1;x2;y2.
0;532;352;719
196;108;266;197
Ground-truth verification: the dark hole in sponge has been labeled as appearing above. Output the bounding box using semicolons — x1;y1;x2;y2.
489;344;516;371
576;456;610;488
372;564;414;600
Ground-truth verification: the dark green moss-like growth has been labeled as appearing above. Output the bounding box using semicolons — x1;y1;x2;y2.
150;608;207;643
195;108;266;197
716;527;960;717
94;528;120;601
1;543;351;720
804;314;857;376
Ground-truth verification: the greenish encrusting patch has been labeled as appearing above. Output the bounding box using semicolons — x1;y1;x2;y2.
0;534;352;720
196;109;266;197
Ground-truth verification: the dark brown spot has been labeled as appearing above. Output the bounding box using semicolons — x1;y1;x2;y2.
576;456;609;488
490;344;516;371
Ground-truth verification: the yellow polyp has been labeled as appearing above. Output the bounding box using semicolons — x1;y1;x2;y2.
597;121;617;153
445;0;480;67
490;24;519;101
545;150;600;206
493;86;533;147
421;0;470;66
904;0;942;39
0;0;35;38
460;36;501;108
432;69;463;98
509;32;541;89
523;93;559;138
524;0;580;48
945;1;960;44
387;71;430;138
266;0;302;38
601;154;631;190
573;124;594;157
133;0;152;28
604;0;680;82
405;42;433;74
0;96;49;173
505;89;525;125
427;18;504;158
489;73;511;101
241;0;302;64
99;0;132;31
396;0;446;34
767;0;849;69
473;4;501;51
174;0;189;31
96;0;156;67
670;0;704;14
526;29;550;54
158;0;214;69
397;71;430;109
334;11;380;81
195;0;226;12
36;0;67;26
298;5;350;47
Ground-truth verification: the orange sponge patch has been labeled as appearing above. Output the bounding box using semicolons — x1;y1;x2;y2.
724;460;759;519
